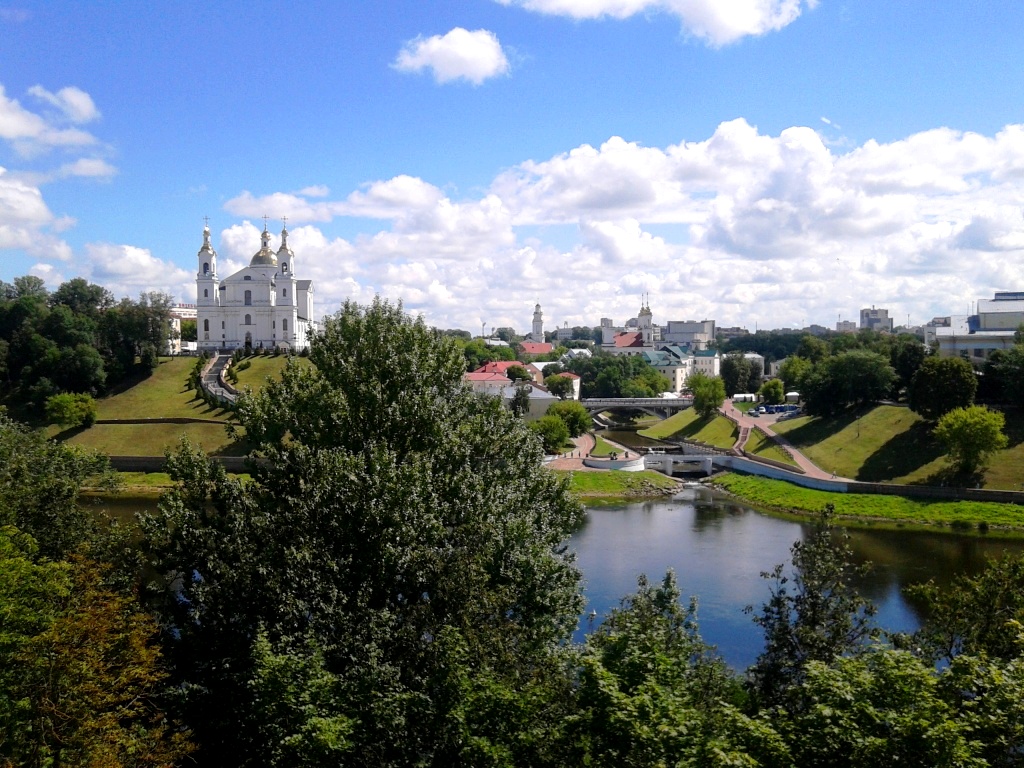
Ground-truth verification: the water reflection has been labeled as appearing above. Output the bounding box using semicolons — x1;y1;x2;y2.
569;488;1024;672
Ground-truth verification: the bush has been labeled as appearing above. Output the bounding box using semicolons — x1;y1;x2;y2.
547;400;592;437
530;414;570;453
45;392;97;428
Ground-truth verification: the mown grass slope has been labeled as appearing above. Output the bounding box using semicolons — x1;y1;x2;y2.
772;404;1024;490
638;408;738;449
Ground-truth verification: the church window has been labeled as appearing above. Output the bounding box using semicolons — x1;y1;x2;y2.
282;262;288;273
282;319;288;332
244;314;252;326
244;275;252;281
244;290;252;305
272;320;276;329
283;289;287;297
203;289;208;298
203;319;209;332
221;321;224;329
203;262;209;274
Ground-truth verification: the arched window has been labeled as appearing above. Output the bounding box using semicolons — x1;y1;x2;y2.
282;319;288;332
244;314;252;326
282;262;288;273
203;289;208;298
203;319;209;332
203;262;209;274
244;290;252;305
282;289;287;297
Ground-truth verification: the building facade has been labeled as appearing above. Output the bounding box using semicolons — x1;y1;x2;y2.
860;306;893;332
196;221;315;353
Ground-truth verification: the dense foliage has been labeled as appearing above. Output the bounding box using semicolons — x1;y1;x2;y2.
909;356;977;419
141;299;585;765
933;405;1008;476
687;371;726;418
565;353;669;398
0;275;173;411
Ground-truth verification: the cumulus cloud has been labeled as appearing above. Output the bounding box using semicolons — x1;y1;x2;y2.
27;85;100;123
495;0;816;46
58;157;117;179
211;118;1024;333
0;84;98;154
393;27;510;85
83;242;194;301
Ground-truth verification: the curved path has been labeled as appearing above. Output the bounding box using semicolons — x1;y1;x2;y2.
720;401;849;481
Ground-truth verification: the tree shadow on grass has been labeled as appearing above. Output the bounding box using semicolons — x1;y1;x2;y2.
51;424;90;442
774;408;863;447
857;420;945;482
919;464;986;489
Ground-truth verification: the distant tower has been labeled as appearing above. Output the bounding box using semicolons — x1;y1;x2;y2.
196;219;219;310
638;295;653;346
531;303;544;342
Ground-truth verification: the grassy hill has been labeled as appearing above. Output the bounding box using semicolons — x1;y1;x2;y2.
772;404;1024;490
638;407;738;450
232;353;311;392
53;357;243;456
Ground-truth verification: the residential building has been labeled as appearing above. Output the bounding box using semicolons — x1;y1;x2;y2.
836;320;858;333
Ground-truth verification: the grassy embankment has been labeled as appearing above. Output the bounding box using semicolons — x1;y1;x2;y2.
713;473;1024;533
744;427;799;468
557;469;678;502
638;407;738;449
231;353;310;391
51;357;241;457
771;405;1024;490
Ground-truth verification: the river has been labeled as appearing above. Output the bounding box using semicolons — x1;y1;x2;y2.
570;487;1024;671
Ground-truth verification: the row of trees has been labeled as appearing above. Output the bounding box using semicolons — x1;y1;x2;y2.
0;275;173;411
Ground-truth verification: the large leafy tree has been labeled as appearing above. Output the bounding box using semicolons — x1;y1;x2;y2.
933;405;1007;476
547;400;591;437
687;372;726;419
908;356;977;420
746;507;878;709
720;354;752;397
142;298;584;766
569;572;787;767
0;532;193;767
802;350;897;416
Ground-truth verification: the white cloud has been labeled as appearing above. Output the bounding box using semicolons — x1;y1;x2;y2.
393;27;510;85
83;242;194;301
495;0;816;46
0;84;98;154
209;118;1024;333
58;157;117;179
27;85;100;123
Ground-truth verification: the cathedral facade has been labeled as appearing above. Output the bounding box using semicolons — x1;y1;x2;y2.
196;221;314;353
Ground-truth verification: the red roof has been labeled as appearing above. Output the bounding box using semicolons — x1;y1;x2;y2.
473;361;522;375
464;372;511;383
612;331;645;348
519;341;553;355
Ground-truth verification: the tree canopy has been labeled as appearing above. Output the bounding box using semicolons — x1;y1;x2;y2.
933;405;1008;476
141;298;585;765
908;355;977;420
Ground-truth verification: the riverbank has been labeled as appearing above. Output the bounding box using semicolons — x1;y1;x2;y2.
712;472;1024;535
552;468;681;502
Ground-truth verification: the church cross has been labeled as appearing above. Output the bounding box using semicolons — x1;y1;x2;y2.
262;214;269;230
203;215;209;227
281;215;288;228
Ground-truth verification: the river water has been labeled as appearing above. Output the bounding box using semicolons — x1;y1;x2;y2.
570;487;1024;671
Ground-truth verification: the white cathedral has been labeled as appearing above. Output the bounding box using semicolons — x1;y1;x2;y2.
196;219;315;353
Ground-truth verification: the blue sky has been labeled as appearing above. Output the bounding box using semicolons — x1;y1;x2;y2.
3;0;1024;333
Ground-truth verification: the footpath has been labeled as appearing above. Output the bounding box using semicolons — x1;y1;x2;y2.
719;401;845;481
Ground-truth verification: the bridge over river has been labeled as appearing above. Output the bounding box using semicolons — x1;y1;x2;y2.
581;396;693;418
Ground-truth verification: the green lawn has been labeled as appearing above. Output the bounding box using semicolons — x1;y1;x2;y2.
714;473;1024;532
745;428;799;467
555;469;678;499
232;354;311;392
639;408;737;450
771;405;1024;490
94;357;230;421
591;434;619;457
63;422;244;456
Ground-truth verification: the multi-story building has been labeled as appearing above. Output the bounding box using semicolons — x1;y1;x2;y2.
836;320;858;333
860;306;893;332
935;292;1024;364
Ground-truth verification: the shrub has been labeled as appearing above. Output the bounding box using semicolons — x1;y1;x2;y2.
45;393;97;428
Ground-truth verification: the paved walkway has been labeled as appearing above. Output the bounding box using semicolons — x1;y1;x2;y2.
545;431;641;471
720;401;848;481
